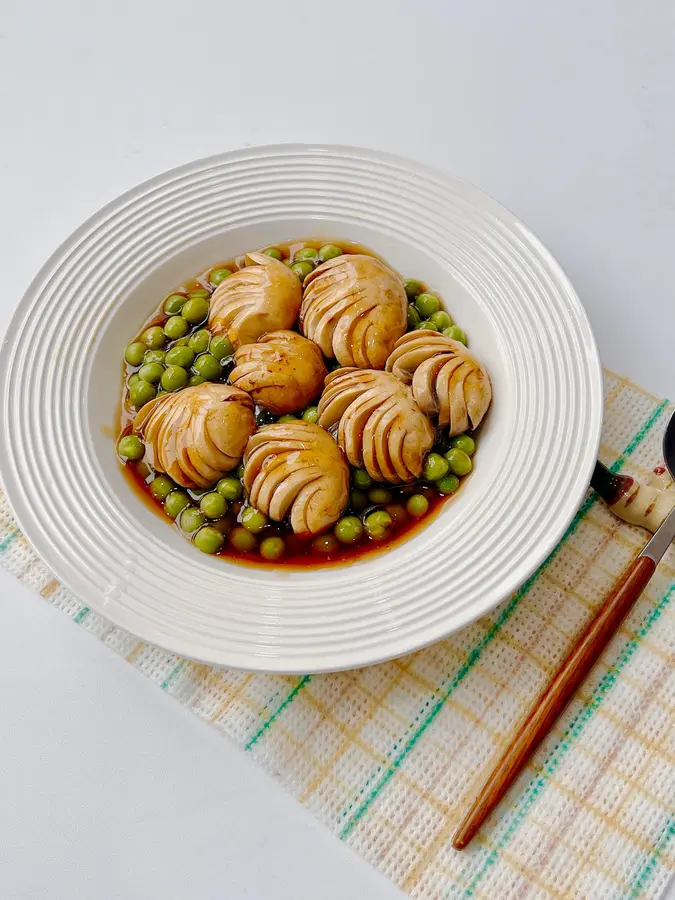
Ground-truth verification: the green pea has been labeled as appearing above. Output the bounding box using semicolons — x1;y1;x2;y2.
444;448;473;477
163;293;187;315
165;346;195;368
129;380;157;409
189;288;211;300
141;326;167;349
430;310;452;331
188;329;211;354
210;267;232;285
368;487;393;505
312;534;339;555
180;507;206;533
128;373;140;388
277;414;297;423
296;406;318;424
241;507;268;534
364;510;392;540
417;320;440;332
210;335;234;360
150;476;175;501
235;462;245;479
181;297;210;325
260;536;286;560
194;525;225;554
406;494;429;517
404;279;422;300
216;477;243;501
164;315;190;340
229;526;257;552
164;490;191;519
407;305;421;330
451;434;476;457
117;434;144;461
366;510;393;529
290;260;314;280
437;475;460;494
423;452;450;482
353;468;373;490
415;292;441;318
295;247;317;261
138;362;164;384
334;516;363;544
173;337;190;347
189;375;206;386
442;325;468;345
318;244;343;262
350;489;368;511
125;342;146;366
200;492;227;519
193;353;222;381
161;365;189;392
144;349;166;365
262;247;283;261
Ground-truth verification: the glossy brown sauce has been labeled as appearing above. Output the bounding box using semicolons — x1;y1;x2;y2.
119;239;470;568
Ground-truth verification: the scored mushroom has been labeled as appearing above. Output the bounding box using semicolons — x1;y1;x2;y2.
229;330;327;415
299;254;407;369
243;421;350;537
386;332;492;436
317;368;435;484
133;384;256;488
209;251;302;348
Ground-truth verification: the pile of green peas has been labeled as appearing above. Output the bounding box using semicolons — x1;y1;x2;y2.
269;242;343;282
323;434;475;556
123;279;236;410
420;433;476;493
403;278;468;345
153;468;249;557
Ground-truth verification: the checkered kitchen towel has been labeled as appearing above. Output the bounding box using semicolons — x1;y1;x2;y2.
1;370;675;900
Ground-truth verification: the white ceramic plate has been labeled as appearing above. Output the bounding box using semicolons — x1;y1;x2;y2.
0;145;603;673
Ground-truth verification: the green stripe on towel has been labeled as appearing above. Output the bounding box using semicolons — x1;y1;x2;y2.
461;580;675;897
338;399;669;840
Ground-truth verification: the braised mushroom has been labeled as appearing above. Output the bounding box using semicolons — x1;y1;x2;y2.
133;384;256;488
317;368;434;483
243;421;350;537
386;332;492;436
299;254;407;369
229;330;327;415
209;252;302;348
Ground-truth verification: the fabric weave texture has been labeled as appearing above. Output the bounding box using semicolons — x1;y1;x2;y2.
1;370;674;900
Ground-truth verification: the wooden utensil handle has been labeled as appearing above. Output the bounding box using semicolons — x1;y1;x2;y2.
452;554;656;851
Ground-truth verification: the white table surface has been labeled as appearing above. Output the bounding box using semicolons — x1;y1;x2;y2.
2;1;675;898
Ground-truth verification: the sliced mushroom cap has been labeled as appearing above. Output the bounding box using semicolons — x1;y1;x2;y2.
229;330;327;415
208;252;302;348
243;421;350;537
385;332;492;435
299;254;407;369
317;368;434;484
133;384;256;488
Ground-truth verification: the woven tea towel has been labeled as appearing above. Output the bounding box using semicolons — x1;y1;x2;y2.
1;370;675;900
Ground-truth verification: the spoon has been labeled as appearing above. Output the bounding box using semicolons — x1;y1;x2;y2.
452;409;675;850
